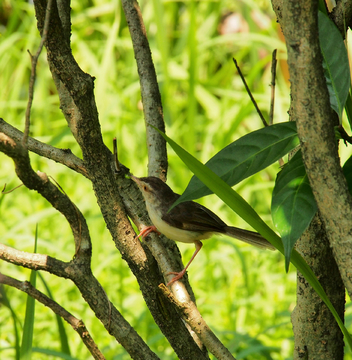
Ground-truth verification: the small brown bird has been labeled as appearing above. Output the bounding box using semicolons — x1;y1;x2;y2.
132;176;274;286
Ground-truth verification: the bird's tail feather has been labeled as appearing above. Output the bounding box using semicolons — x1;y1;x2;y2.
224;226;275;250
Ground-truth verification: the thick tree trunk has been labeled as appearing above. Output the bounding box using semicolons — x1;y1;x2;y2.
271;0;347;357
292;214;344;359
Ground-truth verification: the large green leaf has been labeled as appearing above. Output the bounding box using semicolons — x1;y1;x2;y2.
154;128;352;351
318;11;350;120
174;122;298;206
272;150;317;270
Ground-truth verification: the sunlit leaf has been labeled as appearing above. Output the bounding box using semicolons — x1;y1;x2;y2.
176;122;298;205
343;155;352;195
344;92;352;132
272;151;317;270
318;11;350;120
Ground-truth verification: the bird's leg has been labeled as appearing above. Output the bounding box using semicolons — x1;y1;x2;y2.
135;225;160;239
166;240;203;286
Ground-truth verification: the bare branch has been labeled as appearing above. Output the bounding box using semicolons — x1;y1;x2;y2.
2;183;24;194
0;118;88;178
113;138;120;172
23;0;54;147
269;49;277;126
233;58;268;127
0;131;91;257
0;243;69;277
160;284;236;360
0;242;160;360
121;0;167;180
31;2;209;357
0;272;106;360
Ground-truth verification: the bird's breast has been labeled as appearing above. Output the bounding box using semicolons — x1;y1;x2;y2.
146;202;212;243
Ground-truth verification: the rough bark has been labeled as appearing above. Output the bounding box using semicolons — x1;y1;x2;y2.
120;0;168;180
292;215;344;360
280;0;352;300
271;0;348;357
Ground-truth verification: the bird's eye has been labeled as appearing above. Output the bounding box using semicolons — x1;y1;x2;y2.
143;185;148;192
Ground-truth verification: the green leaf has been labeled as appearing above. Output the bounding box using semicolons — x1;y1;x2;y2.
344;92;352;132
0;286;21;360
20;225;38;360
154;127;352;351
38;273;71;355
318;11;350;120
176;122;299;205
318;0;328;15
33;347;79;360
343;155;352;195
272;150;317;270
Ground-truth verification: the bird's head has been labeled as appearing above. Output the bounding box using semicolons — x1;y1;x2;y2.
131;176;175;208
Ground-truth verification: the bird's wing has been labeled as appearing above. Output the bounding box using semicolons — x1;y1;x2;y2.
162;201;227;233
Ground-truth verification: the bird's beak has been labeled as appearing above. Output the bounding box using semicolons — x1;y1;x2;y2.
130;175;141;186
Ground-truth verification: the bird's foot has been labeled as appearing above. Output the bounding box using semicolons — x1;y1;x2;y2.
135;225;160;239
166;269;186;286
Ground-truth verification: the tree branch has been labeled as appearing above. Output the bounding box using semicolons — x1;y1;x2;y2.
160;284;236;360
32;1;210;358
0;272;106;360
0;118;88;178
0;242;160;360
0;243;70;277
121;0;167;180
0;131;91;257
23;0;54;147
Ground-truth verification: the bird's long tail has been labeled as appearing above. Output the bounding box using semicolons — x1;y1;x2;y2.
224;226;275;250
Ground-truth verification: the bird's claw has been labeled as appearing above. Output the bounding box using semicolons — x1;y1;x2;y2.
135;225;160;239
166;269;186;286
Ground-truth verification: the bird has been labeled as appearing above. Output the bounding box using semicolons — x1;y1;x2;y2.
131;175;275;286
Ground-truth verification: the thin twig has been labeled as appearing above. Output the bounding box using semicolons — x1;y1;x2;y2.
269;49;277;126
233;58;269;127
0;132;91;257
2;183;24;194
23;0;54;147
0;272;106;360
113;137;120;172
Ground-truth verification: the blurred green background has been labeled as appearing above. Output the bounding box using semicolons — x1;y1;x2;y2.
1;0;351;359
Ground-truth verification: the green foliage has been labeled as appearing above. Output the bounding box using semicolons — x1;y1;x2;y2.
1;0;351;359
174;122;299;204
271;150;317;269
318;11;350;120
37;273;71;355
